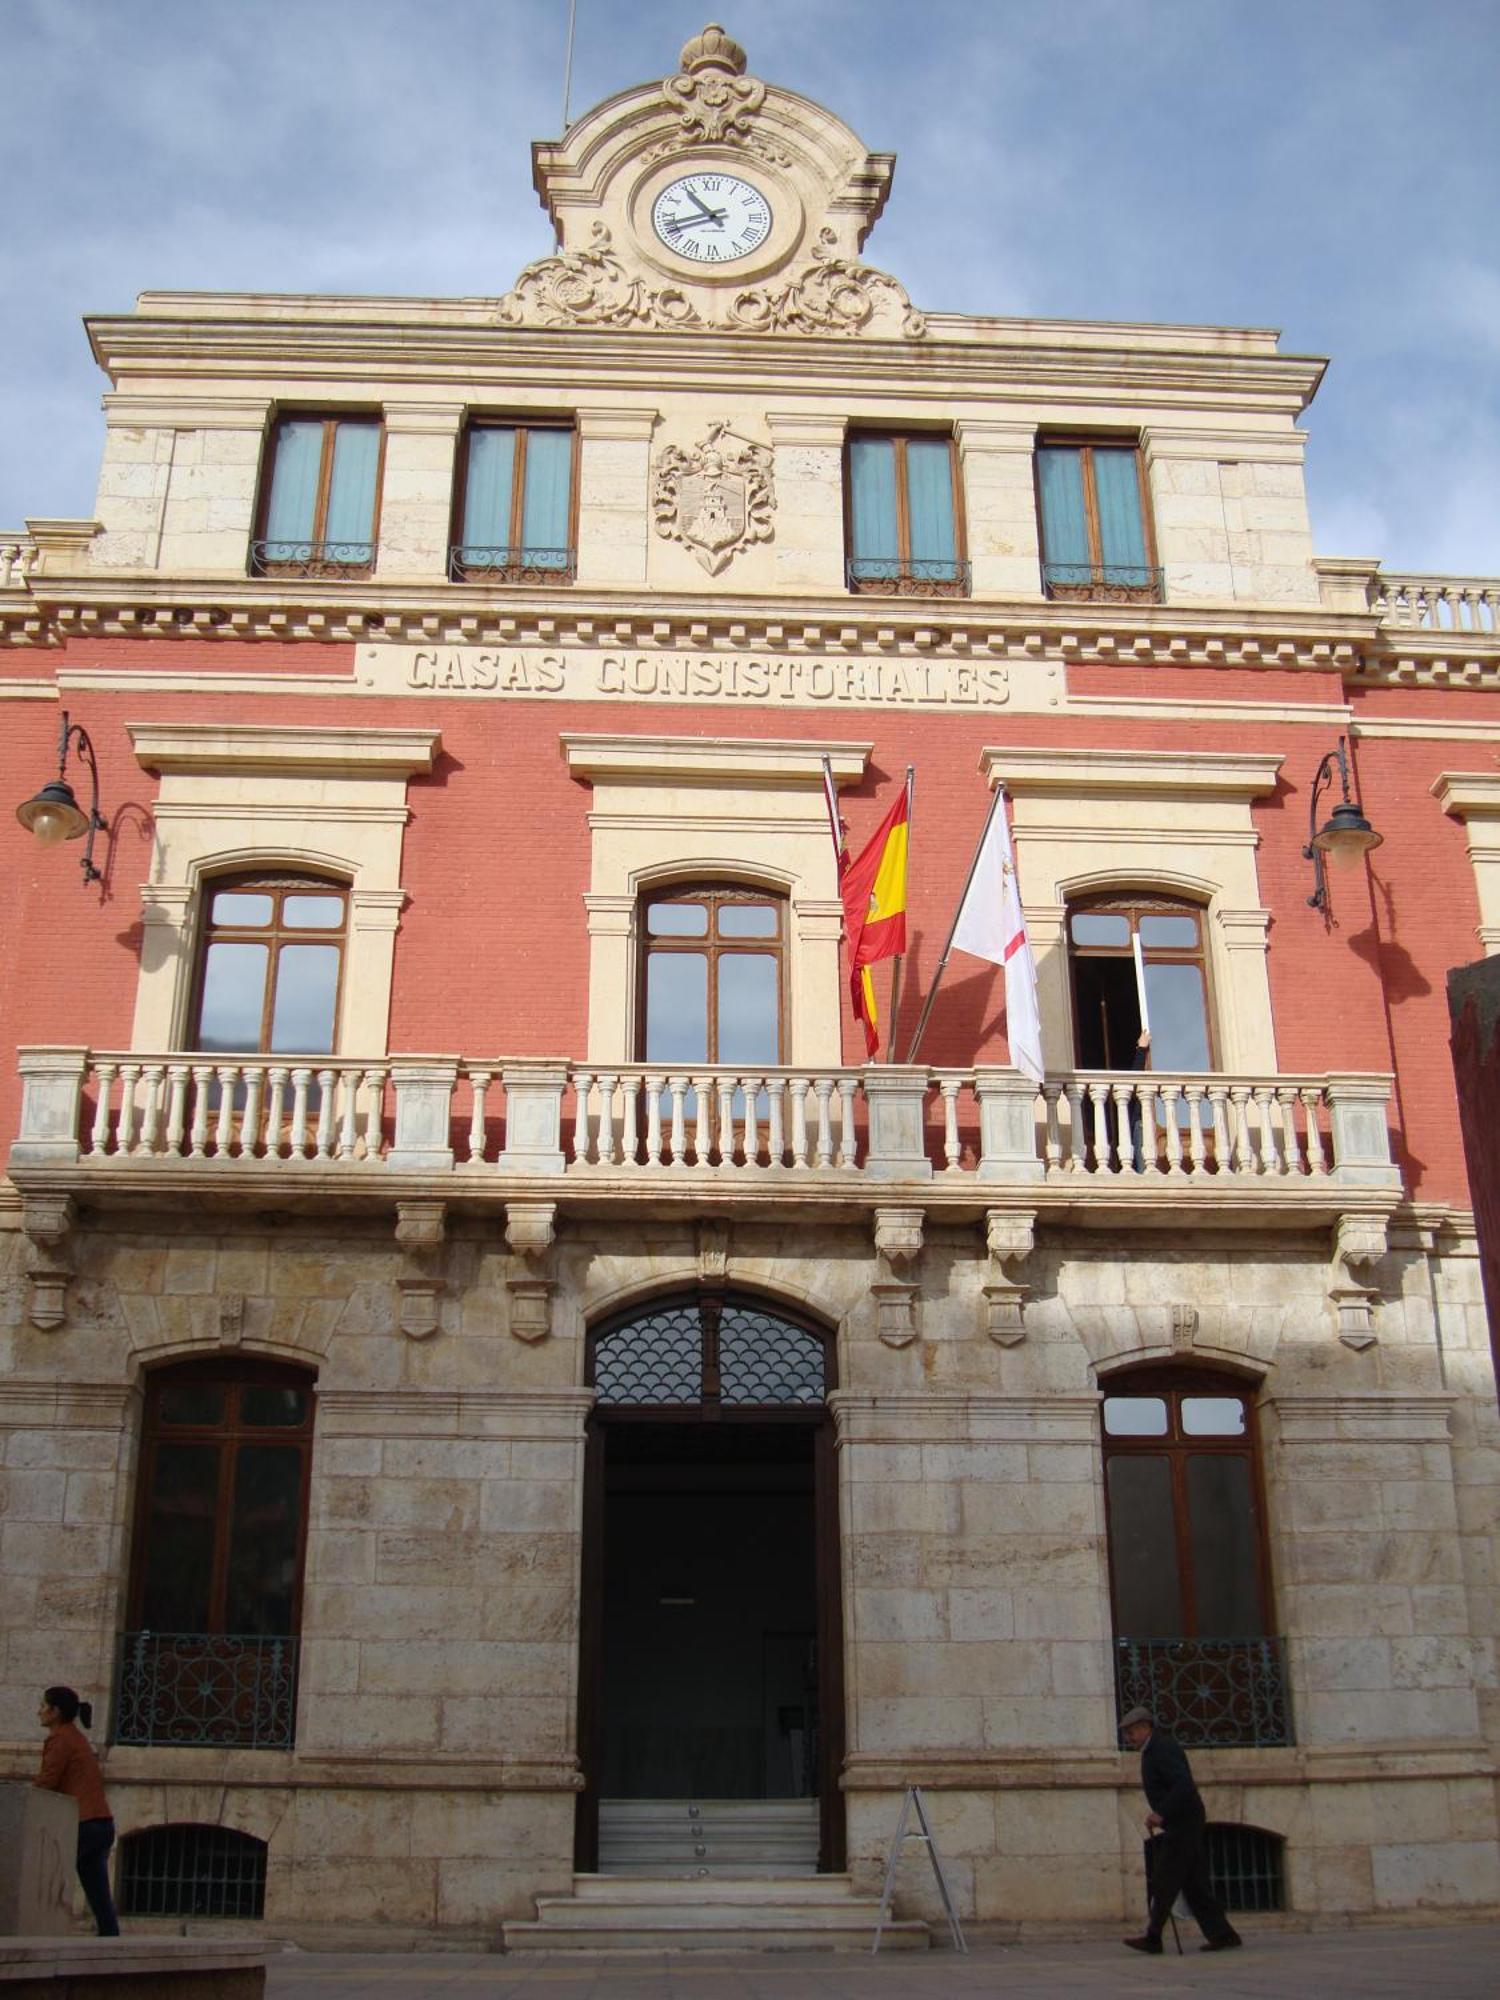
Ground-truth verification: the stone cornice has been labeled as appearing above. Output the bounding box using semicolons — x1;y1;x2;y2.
129;721;440;776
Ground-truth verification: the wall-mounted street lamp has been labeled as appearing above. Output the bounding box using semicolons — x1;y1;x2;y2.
15;710;107;886
1305;734;1382;911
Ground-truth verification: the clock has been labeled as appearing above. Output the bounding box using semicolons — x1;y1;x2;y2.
650;172;773;265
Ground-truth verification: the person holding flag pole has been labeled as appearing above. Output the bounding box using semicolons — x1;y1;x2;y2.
834;767;913;1061
905;783;1042;1081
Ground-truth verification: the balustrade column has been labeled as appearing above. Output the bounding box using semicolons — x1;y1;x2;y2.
242;1067;266;1157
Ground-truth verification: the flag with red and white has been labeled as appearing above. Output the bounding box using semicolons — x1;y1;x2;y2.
950;787;1043;1082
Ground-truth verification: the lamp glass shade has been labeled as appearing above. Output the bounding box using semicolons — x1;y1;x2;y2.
1311;799;1383;868
16;779;89;846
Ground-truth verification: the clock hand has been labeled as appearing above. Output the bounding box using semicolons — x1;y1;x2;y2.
684;188;727;223
664;210;728;232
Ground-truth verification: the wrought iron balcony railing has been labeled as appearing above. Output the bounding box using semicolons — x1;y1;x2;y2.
248;538;375;578
1114;1636;1291;1748
846;555;971;598
114;1631;299;1750
1043;561;1165;604
448;544;577;584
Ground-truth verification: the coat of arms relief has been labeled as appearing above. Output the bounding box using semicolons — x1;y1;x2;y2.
652;420;775;574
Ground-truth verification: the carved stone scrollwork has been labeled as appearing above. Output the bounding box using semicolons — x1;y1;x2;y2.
505;1201;558;1344
982;1209;1036;1347
872;1205;924;1348
648;23;792;167
730;228;927;340
395;1200;447;1341
653;420;774;574
696;1217;730;1285
1330;1213;1388;1349
22;1194;75;1332
1170;1304;1200;1353
497;224;703;332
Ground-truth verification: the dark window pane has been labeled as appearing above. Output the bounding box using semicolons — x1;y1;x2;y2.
646;952;708;1063
267;945;340;1054
210;893;274;927
280;896;346;931
717;953;779;1065
1182;1396;1247;1437
1071;913;1131;947
1103;1396;1168;1437
239;1387;309;1429
1106;1455;1183;1635
1186;1454;1262;1635
717;904;778;938
1139;914;1199;948
140;1444;219;1632
197;943;269;1053
1143;962;1211;1070
225;1445;304;1634
647;904;709;937
158;1384;226;1427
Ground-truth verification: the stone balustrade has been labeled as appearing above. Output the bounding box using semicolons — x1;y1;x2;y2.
1370;571;1500;635
0;535;39;589
11;1048;1401;1195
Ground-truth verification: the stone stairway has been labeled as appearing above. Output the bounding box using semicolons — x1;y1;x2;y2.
503;1799;930;1952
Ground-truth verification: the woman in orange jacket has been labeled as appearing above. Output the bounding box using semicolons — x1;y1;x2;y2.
34;1685;120;1936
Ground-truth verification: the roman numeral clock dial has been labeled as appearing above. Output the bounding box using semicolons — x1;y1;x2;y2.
651;172;773;264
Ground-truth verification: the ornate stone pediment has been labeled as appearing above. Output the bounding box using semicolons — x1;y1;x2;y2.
652;420;774;574
498;24;925;341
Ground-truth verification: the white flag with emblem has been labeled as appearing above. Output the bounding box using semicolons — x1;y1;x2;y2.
951;788;1044;1083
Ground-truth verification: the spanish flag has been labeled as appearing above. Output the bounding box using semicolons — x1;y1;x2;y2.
841;780;910;1057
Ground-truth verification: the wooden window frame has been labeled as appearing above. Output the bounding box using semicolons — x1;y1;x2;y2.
126;1358;316;1638
635;883;789;1066
188;869;350;1057
1066;889;1217;1071
449;417;580;584
843;430;969;598
250;412;385;579
1100;1366;1274;1641
1034;433;1161;604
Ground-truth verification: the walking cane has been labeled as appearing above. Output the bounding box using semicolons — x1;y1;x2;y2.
1144;1835;1184;1955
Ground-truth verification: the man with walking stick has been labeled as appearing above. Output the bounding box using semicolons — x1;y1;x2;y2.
1120;1705;1242;1955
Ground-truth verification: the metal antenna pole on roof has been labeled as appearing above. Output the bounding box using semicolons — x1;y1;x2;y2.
561;0;579;133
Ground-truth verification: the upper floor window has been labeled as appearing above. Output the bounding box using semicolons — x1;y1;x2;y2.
1069;893;1212;1071
639;885;785;1067
251;415;382;577
846;433;968;597
1036;438;1160;603
191;872;348;1055
451;421;576;583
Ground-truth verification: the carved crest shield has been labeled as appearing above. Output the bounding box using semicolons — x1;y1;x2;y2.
653;420;774;574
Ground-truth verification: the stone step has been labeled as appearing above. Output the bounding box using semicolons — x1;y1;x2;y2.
504;1870;930;1953
503;1920;930;1952
571;1873;859;1903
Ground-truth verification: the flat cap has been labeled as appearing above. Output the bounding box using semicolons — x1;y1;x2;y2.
1118;1706;1154;1731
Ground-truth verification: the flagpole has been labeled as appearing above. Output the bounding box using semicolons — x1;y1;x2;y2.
903;784;1005;1065
884;766;914;1063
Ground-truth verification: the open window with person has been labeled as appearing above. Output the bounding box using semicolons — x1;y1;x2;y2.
450;419;576;582
1102;1368;1288;1746
845;432;967;596
1068;893;1214;1073
637;883;787;1068
251;413;382;577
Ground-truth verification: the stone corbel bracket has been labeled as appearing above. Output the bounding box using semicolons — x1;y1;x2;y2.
506;1202;559;1344
394;1199;447;1341
1330;1213;1388;1349
982;1209;1036;1347
872;1206;923;1348
696;1217;730;1286
22;1194;76;1331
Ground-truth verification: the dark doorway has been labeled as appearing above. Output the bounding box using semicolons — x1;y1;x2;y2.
576;1292;843;1874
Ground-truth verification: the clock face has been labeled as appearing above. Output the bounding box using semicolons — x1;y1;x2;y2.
651;172;773;265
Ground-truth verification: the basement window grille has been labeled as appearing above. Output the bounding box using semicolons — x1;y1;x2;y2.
1206;1822;1285;1913
117;1823;267;1919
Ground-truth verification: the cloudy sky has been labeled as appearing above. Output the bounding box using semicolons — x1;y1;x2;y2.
2;0;1496;574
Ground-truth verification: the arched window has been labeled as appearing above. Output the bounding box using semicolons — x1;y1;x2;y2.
1103;1369;1289;1746
637;883;786;1068
118;1360;314;1749
1068;892;1213;1071
591;1292;829;1408
190;871;349;1055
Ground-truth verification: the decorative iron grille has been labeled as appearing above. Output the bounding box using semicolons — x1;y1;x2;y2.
719;1303;825;1405
592;1294;829;1408
448;544;577;584
249;537;375;577
115;1632;299;1749
594;1302;701;1405
1206;1822;1286;1912
1042;561;1165;603
1114;1636;1291;1747
847;556;971;597
118;1823;267;1919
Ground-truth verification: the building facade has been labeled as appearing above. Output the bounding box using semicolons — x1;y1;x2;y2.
1;24;1497;1944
